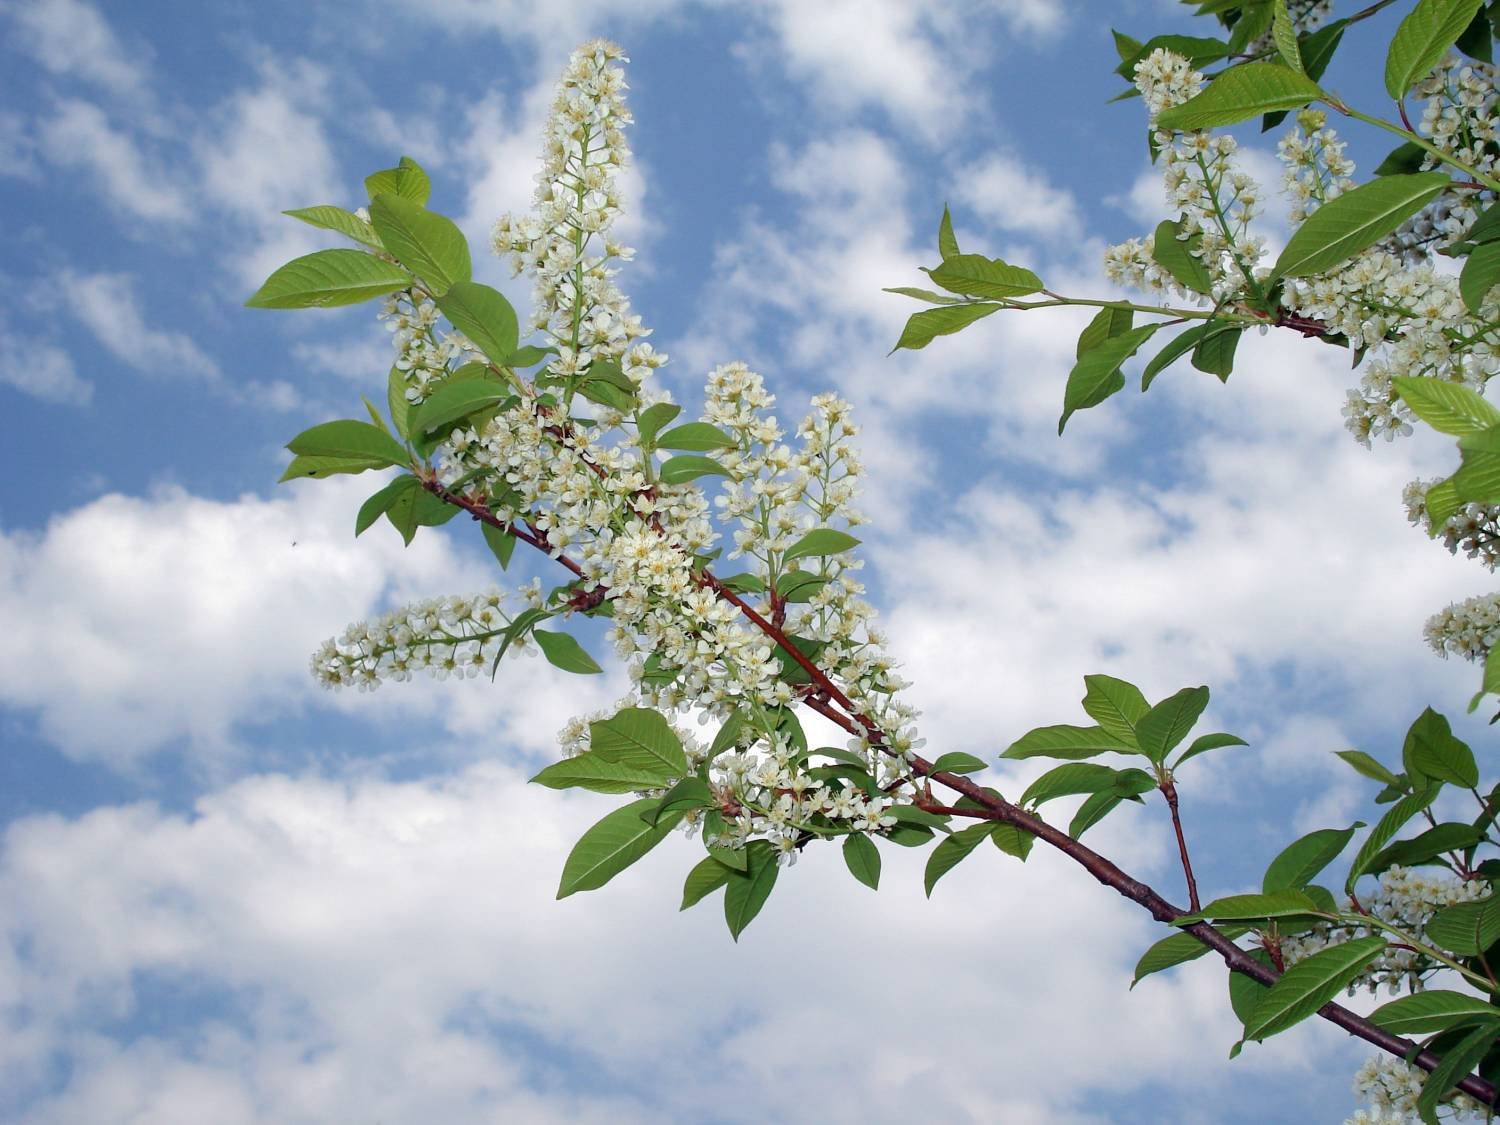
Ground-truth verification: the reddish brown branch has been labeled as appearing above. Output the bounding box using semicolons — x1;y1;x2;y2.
1160;777;1201;912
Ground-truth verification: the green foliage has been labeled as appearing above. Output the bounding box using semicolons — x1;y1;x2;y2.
1154;61;1322;133
435;281;520;366
557;798;682;899
246;249;411;309
589;708;689;776
783;528;860;562
842;832;881;889
368;193;472;296
925;254;1043;300
655;422;735;451
1271;173;1451;279
891;302;1002;352
1239;936;1387;1043
724;840;779;940
533;629;604;674
924;822;996;896
1262;824;1362;892
659;455;732;484
283;205;383;249
286;419;410;467
1059;324;1160;432
1384;0;1486;100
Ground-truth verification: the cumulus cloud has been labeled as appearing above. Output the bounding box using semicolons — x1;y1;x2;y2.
0;760;1359;1123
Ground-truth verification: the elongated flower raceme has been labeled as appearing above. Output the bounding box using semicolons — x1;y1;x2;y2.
302;39;923;874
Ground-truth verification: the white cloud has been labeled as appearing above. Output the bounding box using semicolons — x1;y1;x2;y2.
195;59;342;288
4;0;149;94
37;99;189;222
0;760;1360;1123
61;271;220;379
0;324;90;404
954;152;1083;239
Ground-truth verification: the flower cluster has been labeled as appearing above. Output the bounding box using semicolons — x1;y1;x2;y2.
378;289;479;404
1344;1054;1485;1124
1404;479;1500;569
312;40;924;864
1103;49;1267;305
1281;866;1492;994
1425;592;1500;663
310;589;529;690
1278;108;1355;225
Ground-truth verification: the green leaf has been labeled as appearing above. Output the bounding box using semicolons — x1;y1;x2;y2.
1069;791;1125;839
1118;34;1230;79
1174;732;1248;767
724;840;779;940
1271;0;1304;71
355;475;413;536
287;419;410;467
589;707;689;777
1392;376;1500;435
680;855;734;910
925;822;997;897
1369;989;1500;1035
1416;1019;1500;1124
783;528;861;563
1335;749;1402;786
1152;218;1214;294
1424;477;1462;529
659;455;732;485
1140;322;1222;391
1346;788;1441;891
1369;822;1485;872
435;280;518;366
891;303;1002;352
1470;201;1500;245
1076;304;1135;359
843;832;881;890
1384;0;1486;99
1155;61;1323;133
927;751;988;776
655;422;736;452
1133;925;1252;987
283;205;382;249
1456;6;1493;60
1272;173;1451;279
1242;936;1388;1041
775;571;828;603
1460;241;1499;313
1081;674;1149;746
533;629;603;675
938;204;960;260
991;821;1035;860
510;345;555;368
1001;724;1138;761
368;193;471;296
410;377;509;438
381;484;455;545
1228;947;1276;1030
1136;685;1209;764
926;253;1043;300
278;454;385;482
1059;324;1161;433
647;777;715;823
1177;889;1325;925
481;520;516;569
365;156;430;205
1374;140;1430;176
556;797;680;898
1263;824;1362;891
1191;324;1243;380
1112;28;1144;63
384;364;412;441
1020;762;1129;808
531;749;677;794
1426;895;1500;955
1227;1;1276;54
883;286;964;305
636;402;681;447
1405;708;1479;788
1454;444;1500;504
246;249;411;309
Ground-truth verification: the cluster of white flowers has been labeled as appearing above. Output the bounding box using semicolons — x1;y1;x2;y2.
1281;866;1492;995
1344;1055;1485;1124
314;40;925;863
1283;251;1485;445
310;589;529;690
1278;108;1355;224
378;290;479;404
1103;49;1268;305
1405;478;1500;569
1425;592;1500;662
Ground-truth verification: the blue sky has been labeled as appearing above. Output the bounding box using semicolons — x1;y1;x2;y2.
0;1;1494;1121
